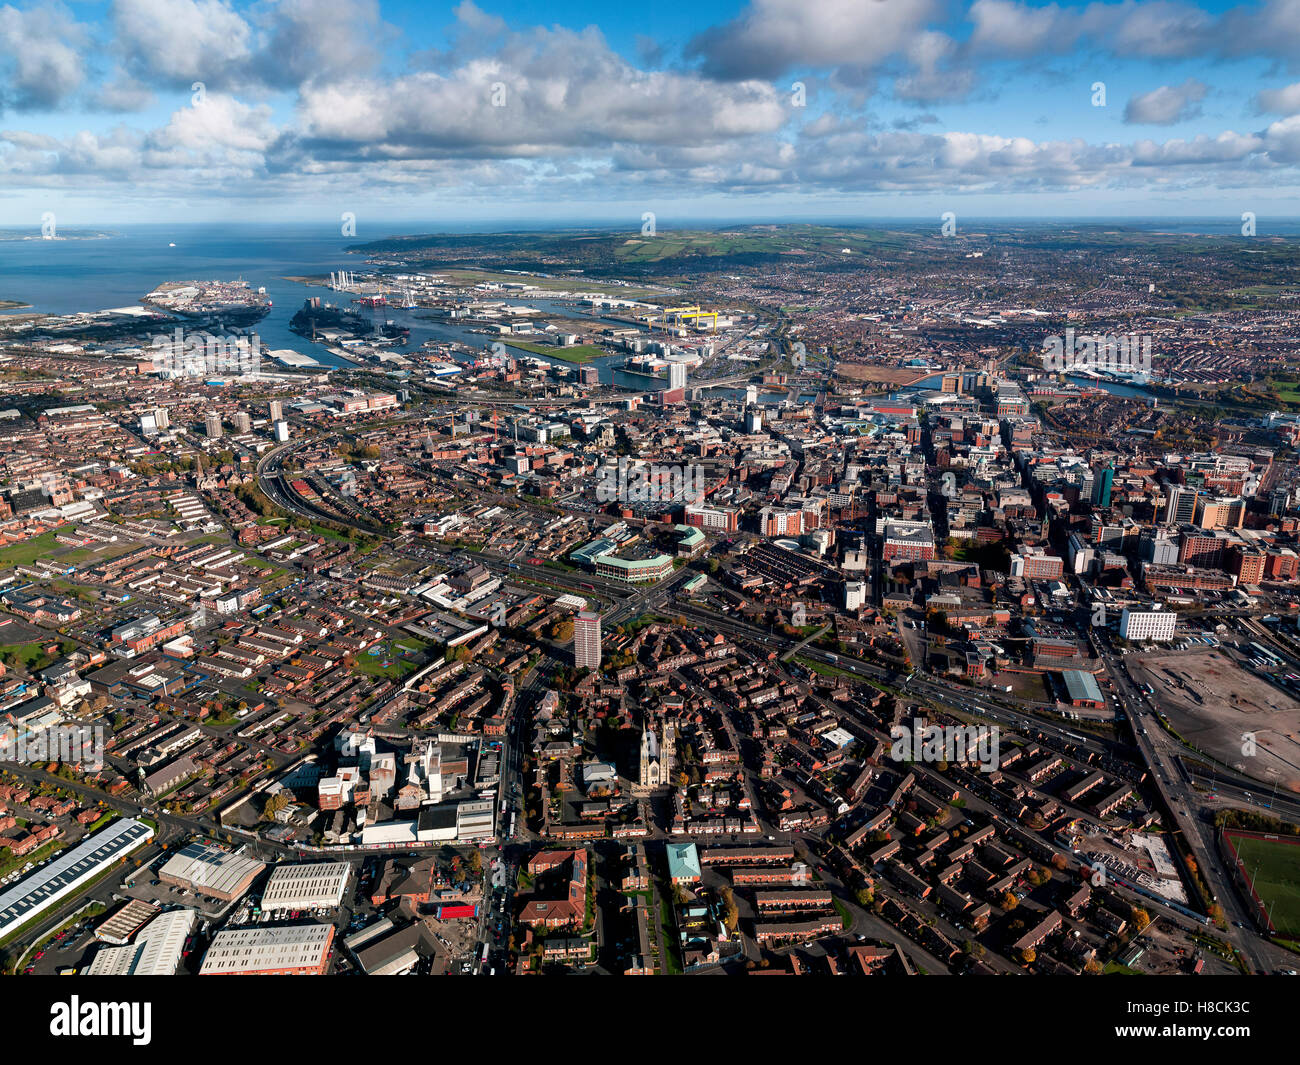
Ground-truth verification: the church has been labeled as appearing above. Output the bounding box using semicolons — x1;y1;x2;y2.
638;721;676;790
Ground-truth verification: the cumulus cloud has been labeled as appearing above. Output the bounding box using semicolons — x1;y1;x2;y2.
290;19;788;161
0;3;87;110
686;0;937;80
113;0;254;86
1256;81;1300;115
1124;78;1208;124
3;0;1300;206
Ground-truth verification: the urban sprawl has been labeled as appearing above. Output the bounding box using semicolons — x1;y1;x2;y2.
1;226;1300;980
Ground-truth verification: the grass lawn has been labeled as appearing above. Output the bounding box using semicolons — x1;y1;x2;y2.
0;838;63;882
832;898;852;930
352;650;418;680
308;523;351;543
656;896;682;975
1230;834;1300;937
0;530;144;568
0;531;64;566
503;340;606;364
795;654;862;682
0;638;76;672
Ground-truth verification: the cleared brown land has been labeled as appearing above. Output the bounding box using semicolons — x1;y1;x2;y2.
1129;650;1300;791
835;364;931;387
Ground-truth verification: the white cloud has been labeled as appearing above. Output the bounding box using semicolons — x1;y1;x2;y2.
0;3;87;110
686;0;938;79
1256;81;1300;115
113;0;253;85
1124;78;1208;124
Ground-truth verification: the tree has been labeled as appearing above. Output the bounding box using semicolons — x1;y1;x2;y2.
1001;891;1019;911
262;792;289;821
1020;947;1036;965
720;887;739;933
1130;907;1151;932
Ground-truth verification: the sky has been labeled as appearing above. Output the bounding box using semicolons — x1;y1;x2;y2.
1;0;1300;227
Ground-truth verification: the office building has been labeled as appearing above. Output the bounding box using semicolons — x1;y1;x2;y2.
1165;485;1199;525
273;419;290;442
1139;529;1180;566
1119;607;1177;642
204;411;222;439
1194;494;1245;531
1092;465;1114;508
233;411;251;433
269;399;283;422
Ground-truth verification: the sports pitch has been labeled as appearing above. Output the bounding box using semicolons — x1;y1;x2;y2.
1226;832;1300;938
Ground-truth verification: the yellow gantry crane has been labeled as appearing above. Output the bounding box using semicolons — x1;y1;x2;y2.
657;305;718;333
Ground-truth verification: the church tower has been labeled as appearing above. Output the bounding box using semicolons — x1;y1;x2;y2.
639;727;661;789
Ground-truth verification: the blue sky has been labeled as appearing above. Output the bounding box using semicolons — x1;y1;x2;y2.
1;0;1299;225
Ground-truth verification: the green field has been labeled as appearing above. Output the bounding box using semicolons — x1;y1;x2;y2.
0;531;66;566
504;340;605;364
0;638;76;671
0;530;141;568
352;641;427;680
1230;834;1300;937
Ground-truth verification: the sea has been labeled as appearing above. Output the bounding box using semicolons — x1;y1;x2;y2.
1;218;1294;382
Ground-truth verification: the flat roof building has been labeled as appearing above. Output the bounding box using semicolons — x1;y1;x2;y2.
261;861;351;914
95;899;161;945
199;923;335;975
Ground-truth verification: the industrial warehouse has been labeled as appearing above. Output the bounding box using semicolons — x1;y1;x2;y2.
260;861;352;914
84;908;195;976
198;924;336;976
0;819;153;941
157;842;266;902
